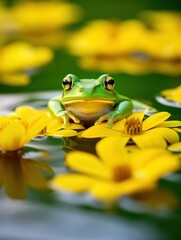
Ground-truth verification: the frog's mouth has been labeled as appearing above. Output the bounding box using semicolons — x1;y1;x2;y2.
62;99;115;105
62;99;115;121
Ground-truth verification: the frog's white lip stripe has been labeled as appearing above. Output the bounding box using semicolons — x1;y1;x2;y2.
62;99;115;105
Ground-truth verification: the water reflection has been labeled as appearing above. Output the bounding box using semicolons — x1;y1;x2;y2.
0;150;54;199
62;136;100;154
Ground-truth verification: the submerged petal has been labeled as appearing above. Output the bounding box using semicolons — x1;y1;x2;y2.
3;156;27;199
142;112;170;131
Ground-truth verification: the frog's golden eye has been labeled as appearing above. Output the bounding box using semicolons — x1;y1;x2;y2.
104;76;115;91
62;75;72;91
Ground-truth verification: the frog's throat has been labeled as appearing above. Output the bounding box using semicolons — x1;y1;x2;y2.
62;99;115;123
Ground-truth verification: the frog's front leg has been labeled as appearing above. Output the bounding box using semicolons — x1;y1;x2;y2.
48;97;80;126
95;100;133;126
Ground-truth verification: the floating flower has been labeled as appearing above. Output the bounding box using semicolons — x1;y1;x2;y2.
79;112;181;149
160;85;181;105
0;42;53;86
143;11;181;34
50;137;180;202
10;1;82;33
0;1;82;47
12;105;84;137
67;17;181;73
0;150;54;199
142;11;181;60
67;19;150;59
0;111;49;151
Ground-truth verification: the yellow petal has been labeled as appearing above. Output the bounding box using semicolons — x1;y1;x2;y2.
0;121;26;151
15;105;38;119
91;179;154;202
24;113;49;143
131;149;169;170
127;112;145;122
137;152;180;181
91;182;121;201
80;125;120;138
46;118;63;132
50;174;95;192
168;142;181;152
157;120;181;128
96;136;130;167
111;119;126;131
142;112;170;131
148;127;180;144
47;129;78;137
66;151;111;179
65;123;85;130
174;128;181;133
132;132;167;149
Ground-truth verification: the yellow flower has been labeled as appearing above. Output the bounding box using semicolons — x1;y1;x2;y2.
79;112;181;149
0;150;54;199
10;1;82;33
0;110;49;151
50;137;180;202
0;42;53;86
13;105;84;137
68;19;149;58
142;11;181;60
143;11;181;34
160;85;181;104
67;17;181;72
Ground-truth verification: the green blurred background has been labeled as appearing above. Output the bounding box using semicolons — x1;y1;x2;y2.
1;1;181;240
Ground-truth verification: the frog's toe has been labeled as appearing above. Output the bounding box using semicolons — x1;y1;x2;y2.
67;111;80;123
95;113;110;125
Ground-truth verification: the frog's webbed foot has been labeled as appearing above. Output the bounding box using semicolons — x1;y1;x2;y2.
56;110;80;126
95;111;123;127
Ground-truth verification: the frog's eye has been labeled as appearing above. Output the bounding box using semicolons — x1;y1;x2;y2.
104;76;115;91
62;75;72;91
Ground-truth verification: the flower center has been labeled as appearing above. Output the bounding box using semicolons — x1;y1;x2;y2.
125;117;142;135
112;165;132;182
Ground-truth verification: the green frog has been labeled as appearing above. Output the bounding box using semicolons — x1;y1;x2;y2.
48;74;155;126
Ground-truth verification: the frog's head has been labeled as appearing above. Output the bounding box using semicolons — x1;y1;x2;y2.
61;74;116;103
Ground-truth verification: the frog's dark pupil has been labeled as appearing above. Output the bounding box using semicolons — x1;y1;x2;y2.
62;79;70;85
108;79;115;85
